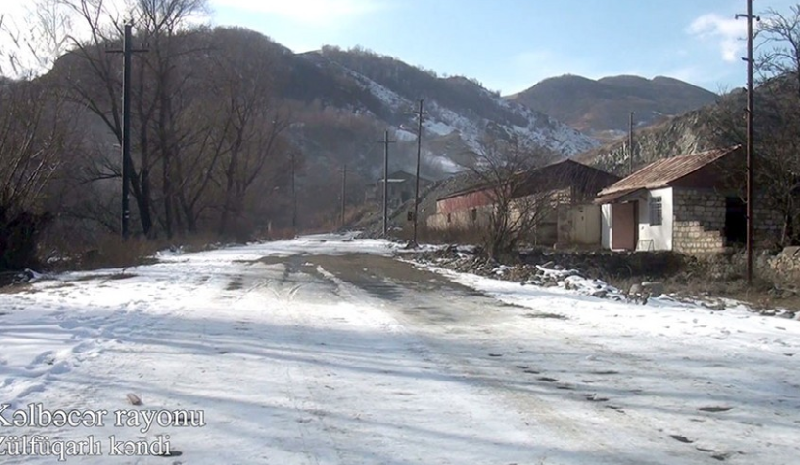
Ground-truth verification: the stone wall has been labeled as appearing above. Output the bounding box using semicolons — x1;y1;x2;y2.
672;188;784;255
672;188;725;255
766;247;800;285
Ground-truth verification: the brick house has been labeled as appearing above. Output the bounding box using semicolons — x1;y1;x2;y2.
595;145;782;254
427;159;619;246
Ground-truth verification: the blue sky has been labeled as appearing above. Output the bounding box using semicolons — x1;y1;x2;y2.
209;0;798;94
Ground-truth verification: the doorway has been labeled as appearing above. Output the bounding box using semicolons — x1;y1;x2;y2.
725;197;747;245
611;202;637;251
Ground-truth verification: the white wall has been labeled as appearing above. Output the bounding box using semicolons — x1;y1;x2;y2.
637;187;673;251
601;204;612;249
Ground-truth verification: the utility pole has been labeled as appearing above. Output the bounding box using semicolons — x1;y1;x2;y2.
108;22;147;240
340;163;347;229
378;130;396;237
629;112;635;175
291;151;297;235
413;99;424;246
737;0;758;285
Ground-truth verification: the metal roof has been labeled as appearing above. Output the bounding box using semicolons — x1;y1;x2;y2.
595;145;742;203
437;159;618;201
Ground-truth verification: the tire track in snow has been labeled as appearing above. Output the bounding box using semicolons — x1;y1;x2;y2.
303;253;718;465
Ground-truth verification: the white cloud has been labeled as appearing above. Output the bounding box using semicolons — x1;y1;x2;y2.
688;13;747;62
211;0;386;25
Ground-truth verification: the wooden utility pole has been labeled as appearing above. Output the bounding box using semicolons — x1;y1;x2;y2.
291;151;297;235
340;164;347;229
629;112;635;175
737;0;758;285
378;130;396;237
108;22;147;240
413;99;424;245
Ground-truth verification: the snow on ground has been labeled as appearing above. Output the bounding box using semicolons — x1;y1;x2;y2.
414;262;800;464
0;235;798;464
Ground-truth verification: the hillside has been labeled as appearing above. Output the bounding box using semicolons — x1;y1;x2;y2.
508;74;718;142
39;28;604;238
281;47;599;179
575;88;752;175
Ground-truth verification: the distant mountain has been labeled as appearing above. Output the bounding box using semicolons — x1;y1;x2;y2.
281;47;599;178
507;74;718;142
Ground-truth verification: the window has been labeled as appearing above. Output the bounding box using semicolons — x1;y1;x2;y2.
649;197;662;226
446;213;452;224
470;208;477;222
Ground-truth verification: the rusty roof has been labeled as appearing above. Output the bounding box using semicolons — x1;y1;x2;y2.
437;159;618;201
595;145;742;203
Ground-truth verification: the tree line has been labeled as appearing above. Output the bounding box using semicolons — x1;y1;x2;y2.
0;0;299;269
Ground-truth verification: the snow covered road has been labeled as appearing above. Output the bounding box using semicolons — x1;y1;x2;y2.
0;235;798;464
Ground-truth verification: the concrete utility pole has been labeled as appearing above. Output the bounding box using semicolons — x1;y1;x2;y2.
378;130;396;237
413;99;424;246
108;22;147;240
629;112;635;175
737;0;758;285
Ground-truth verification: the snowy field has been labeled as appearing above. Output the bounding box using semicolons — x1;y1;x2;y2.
0;234;798;464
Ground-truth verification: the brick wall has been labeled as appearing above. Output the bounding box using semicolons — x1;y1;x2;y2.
753;201;784;247
672;188;784;255
672;188;726;254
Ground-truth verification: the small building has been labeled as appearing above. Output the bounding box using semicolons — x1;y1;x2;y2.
373;170;431;209
595;145;782;254
427;159;620;246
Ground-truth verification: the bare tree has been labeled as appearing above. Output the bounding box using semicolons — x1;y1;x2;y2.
758;5;800;96
703;5;800;247
203;28;290;238
56;0;209;238
0;79;77;268
757;6;800;244
468;137;558;259
134;0;208;238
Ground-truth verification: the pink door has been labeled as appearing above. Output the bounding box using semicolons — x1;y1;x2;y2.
611;203;636;251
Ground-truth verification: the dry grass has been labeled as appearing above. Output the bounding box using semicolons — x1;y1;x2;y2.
606;268;800;311
0;283;35;294
392;223;486;245
73;236;163;271
44;234;217;272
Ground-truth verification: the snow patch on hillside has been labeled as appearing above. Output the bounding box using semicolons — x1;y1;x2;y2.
394;128;418;141
432;155;463;173
425;120;455;136
340;65;599;160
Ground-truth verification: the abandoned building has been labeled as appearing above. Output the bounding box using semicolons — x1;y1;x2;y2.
595;145;782;254
369;170;432;209
427;159;619;246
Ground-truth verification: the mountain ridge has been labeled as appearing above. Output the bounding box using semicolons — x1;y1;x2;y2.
508;74;718;142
